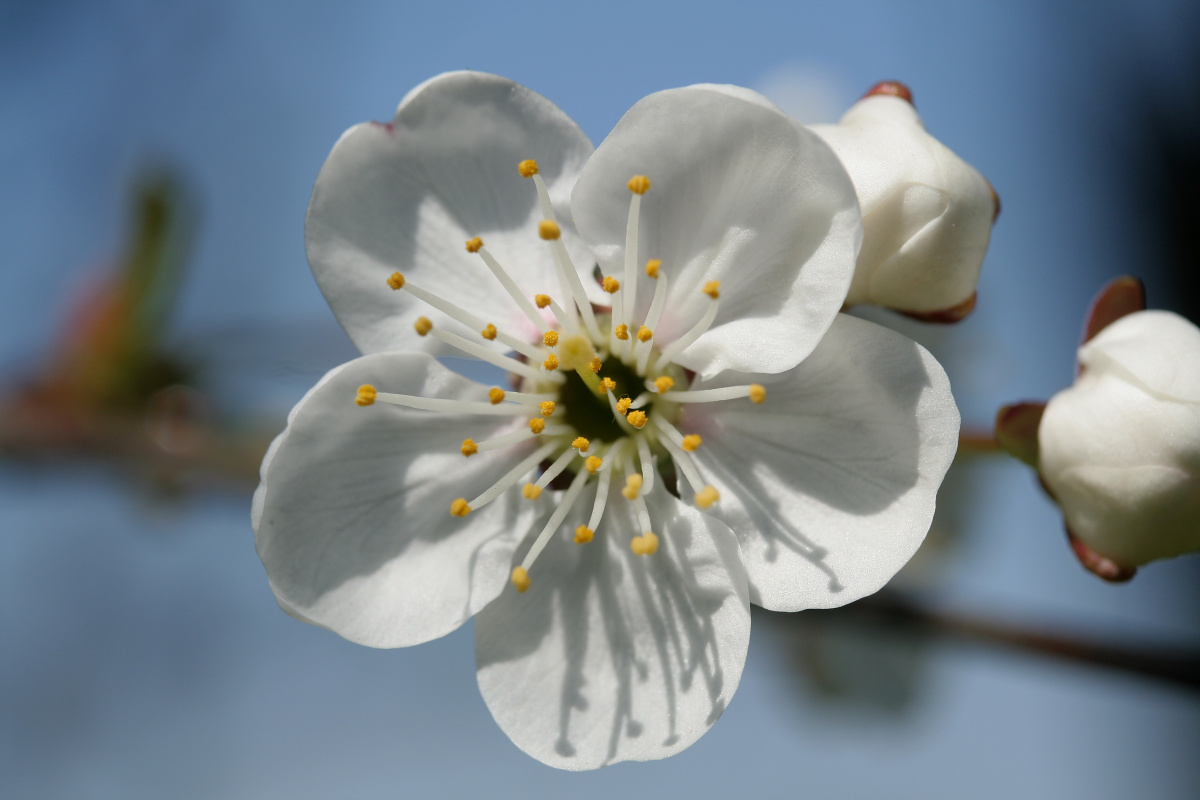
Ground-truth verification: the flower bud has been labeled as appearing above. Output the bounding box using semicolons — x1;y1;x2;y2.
1039;310;1200;570
810;89;995;320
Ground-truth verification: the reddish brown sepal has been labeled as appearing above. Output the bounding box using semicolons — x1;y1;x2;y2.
1066;526;1136;583
899;292;976;324
1082;276;1146;345
995;401;1046;468
862;81;914;106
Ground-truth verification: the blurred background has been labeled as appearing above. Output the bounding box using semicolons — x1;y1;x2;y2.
2;1;1199;797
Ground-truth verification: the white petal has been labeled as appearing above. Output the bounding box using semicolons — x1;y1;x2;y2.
306;71;595;355
254;351;538;648
684;313;959;609
1039;368;1200;566
475;486;750;769
572;84;860;378
1080;310;1200;403
811;95;993;312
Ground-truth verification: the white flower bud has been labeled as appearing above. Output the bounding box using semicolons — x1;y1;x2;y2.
810;90;995;318
1039;310;1200;568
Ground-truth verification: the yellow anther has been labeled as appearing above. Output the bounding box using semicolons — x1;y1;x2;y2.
615;324;629;341
460;438;478;457
543;353;559;371
539;400;556;417
588;356;602;373
450;498;471;517
602;276;620;293
538;220;561;240
543;330;559;347
682;434;702;452
622;473;643;500
631;532;659;555
574;525;594;545
585;455;603;474
598;377;617;394
616;397;632;415
572;436;590;453
556;334;594;371
703;281;721;299
627;174;651;195
645;259;661;278
488;387;506;405
535;294;552;309
465;237;483;253
414;316;433;336
627;410;648;429
522;483;542;500
511;566;531;593
637;326;653;342
518;159;539;178
695;485;720;509
749;384;766;404
653;376;675;393
355;384;377;406
529;418;546;434
481;323;497;340
387;272;405;290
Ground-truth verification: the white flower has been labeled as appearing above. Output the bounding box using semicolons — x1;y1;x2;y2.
253;71;960;768
810;83;997;320
1039;310;1200;570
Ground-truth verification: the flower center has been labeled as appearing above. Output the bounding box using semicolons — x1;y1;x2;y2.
354;159;765;593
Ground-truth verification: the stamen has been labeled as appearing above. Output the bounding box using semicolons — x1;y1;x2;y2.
387;272;405;290
465;237;483;253
390;273;541;360
374;392;535;416
475;245;546;330
645;259;661;279
539;220;561;240
572;436;591;453
536;294;574;331
623;179;646;332
539;401;556;417
415;317;433;336
488;387;506;405
627;410;648;429
615;324;630;341
529;418;546;434
523;484;543;500
695;486;720;509
467;442;557;509
598;377;617;395
616;397;632;416
574;525;594;544
627;175;651;195
650;294;719;373
653;376;675;393
543;330;559;347
659;385;765;404
683;434;702;452
635;434;656;496
622;473;643;500
538;219;603;343
428;324;551;382
588;357;602;373
520;466;590;572
631;531;659;556
450;498;471;517
585;455;603;473
518;159;539;178
636;270;670;374
636;326;653;343
461;439;478;457
602;276;620;294
355;384;377;406
586;442;624;531
703;281;721;299
534;446;578;489
542;354;559;372
606;392;638;433
535;294;552;309
511;566;531;593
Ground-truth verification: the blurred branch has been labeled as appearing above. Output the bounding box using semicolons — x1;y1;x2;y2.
773;591;1200;693
959;426;999;453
